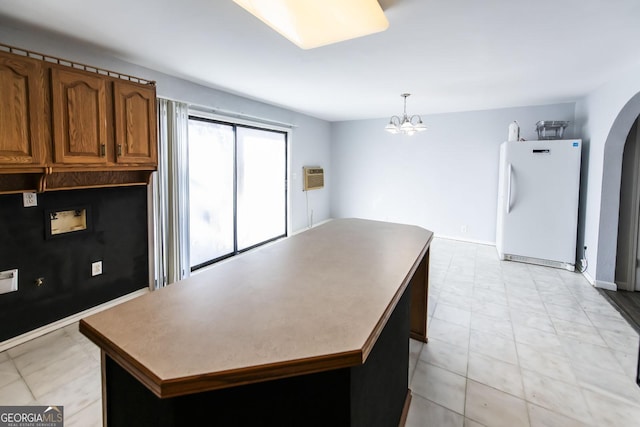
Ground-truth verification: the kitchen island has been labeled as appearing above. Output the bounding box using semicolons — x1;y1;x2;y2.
80;218;433;427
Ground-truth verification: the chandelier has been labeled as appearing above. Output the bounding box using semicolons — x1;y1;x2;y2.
384;93;427;136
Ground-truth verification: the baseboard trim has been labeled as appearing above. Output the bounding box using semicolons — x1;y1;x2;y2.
0;288;150;352
290;218;333;236
595;280;617;291
582;271;595;285
435;234;495;246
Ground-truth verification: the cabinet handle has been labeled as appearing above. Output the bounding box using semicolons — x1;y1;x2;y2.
100;144;106;157
117;144;122;156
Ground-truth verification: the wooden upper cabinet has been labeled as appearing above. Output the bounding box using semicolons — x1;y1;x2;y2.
51;67;108;165
0;44;158;194
114;81;157;165
0;52;45;166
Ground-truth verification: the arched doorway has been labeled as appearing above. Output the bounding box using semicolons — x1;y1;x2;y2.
615;116;640;291
596;91;640;286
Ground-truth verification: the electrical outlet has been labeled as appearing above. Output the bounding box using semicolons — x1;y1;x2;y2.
23;192;37;207
91;261;103;277
461;225;468;233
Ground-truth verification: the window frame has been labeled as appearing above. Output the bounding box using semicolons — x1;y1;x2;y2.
187;113;289;272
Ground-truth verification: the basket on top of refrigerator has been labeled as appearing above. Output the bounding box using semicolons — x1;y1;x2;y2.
536;121;569;140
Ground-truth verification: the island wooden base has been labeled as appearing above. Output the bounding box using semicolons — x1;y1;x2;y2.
409;249;430;343
103;287;411;427
399;390;413;427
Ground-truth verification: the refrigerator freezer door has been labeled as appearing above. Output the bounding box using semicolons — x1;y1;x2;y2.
496;140;581;267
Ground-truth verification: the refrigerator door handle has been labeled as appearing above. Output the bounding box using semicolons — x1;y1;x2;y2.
507;163;513;213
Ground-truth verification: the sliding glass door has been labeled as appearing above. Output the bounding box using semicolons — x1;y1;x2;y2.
188;119;235;267
236;127;287;250
188;117;287;270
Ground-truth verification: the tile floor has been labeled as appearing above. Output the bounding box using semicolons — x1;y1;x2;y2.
406;238;640;427
0;323;102;426
0;238;639;426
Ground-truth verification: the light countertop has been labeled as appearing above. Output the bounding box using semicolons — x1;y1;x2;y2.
80;218;433;397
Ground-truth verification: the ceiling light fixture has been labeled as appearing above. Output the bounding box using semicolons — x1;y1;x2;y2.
385;93;427;136
232;0;389;50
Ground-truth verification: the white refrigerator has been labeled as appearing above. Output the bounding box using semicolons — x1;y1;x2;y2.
496;139;582;271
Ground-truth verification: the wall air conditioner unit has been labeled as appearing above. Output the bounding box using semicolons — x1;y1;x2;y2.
303;166;324;191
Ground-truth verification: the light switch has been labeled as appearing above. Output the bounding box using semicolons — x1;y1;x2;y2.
0;269;18;294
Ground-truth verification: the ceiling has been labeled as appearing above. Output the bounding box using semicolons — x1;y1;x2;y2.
1;0;639;122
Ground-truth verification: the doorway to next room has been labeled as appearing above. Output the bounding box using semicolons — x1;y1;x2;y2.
611;114;640;332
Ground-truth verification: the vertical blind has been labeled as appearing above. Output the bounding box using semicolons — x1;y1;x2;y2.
152;98;190;288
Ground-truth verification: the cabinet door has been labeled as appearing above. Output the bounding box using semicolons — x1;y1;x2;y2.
114;81;157;166
51;68;108;164
0;52;45;166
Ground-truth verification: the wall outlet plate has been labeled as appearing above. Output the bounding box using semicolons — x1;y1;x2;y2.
23;193;37;207
91;261;103;277
0;269;18;294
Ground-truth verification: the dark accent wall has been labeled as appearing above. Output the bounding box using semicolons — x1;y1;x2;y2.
0;186;149;341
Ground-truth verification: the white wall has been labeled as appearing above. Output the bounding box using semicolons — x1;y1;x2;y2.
331;103;576;243
574;61;640;285
0;21;331;234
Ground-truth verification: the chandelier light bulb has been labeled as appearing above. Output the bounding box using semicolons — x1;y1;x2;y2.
385;121;398;134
